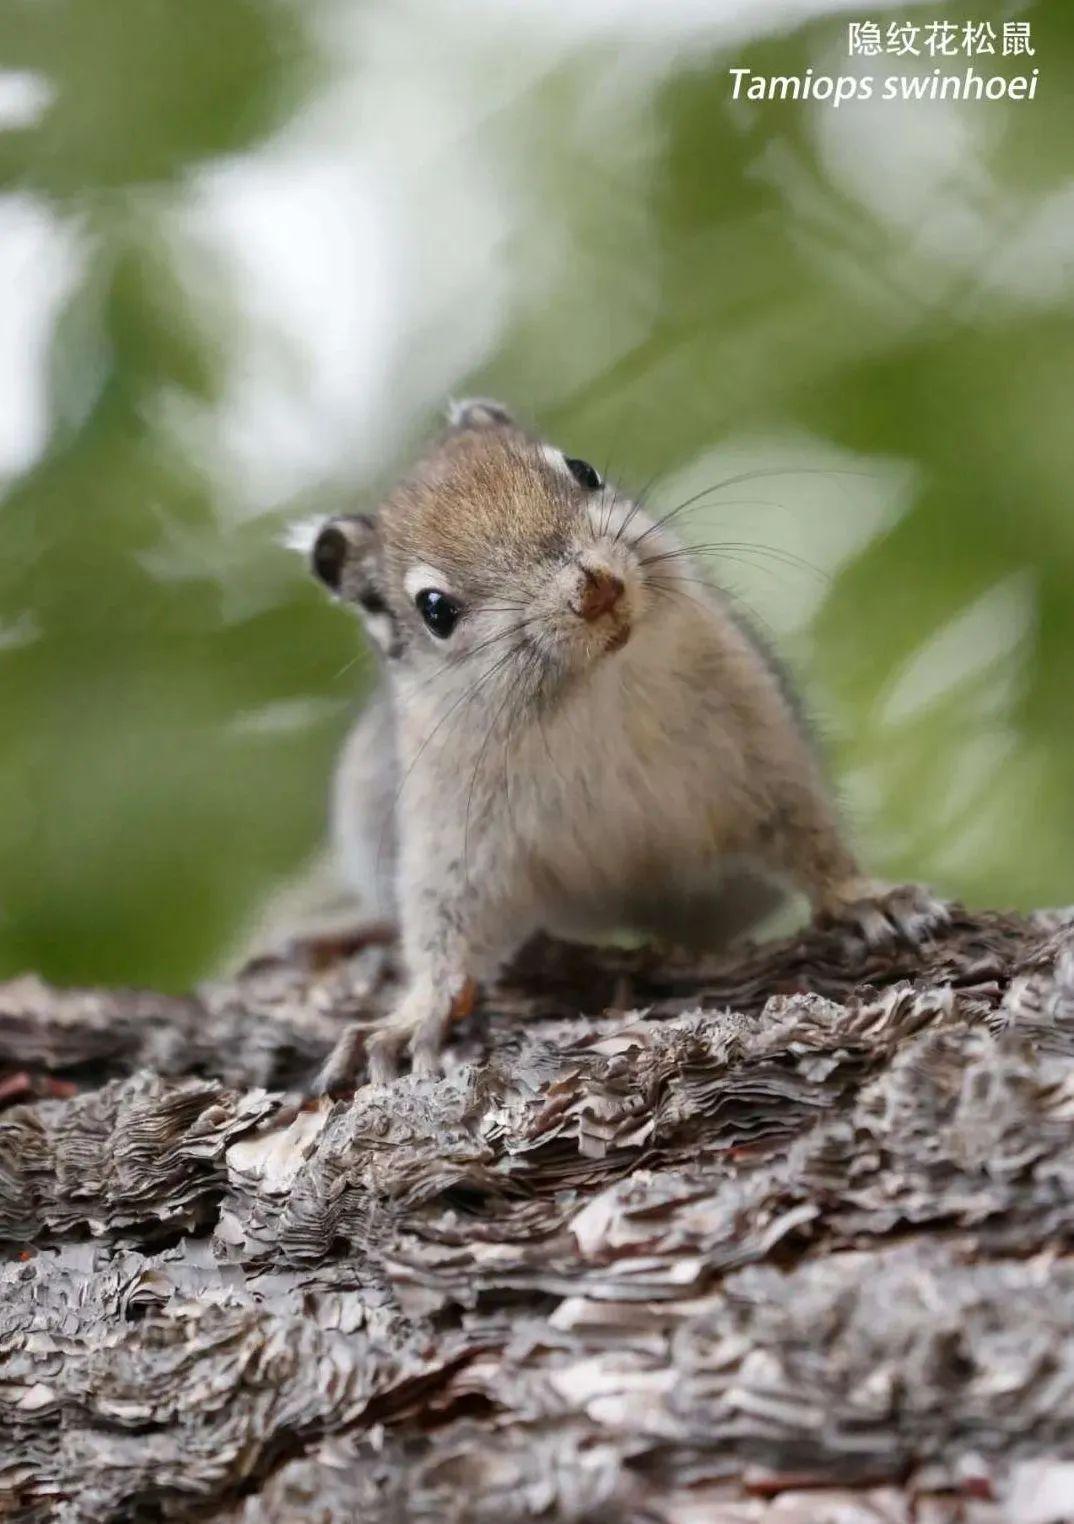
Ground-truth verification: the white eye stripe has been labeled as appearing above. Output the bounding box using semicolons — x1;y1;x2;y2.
539;444;575;480
540;444;605;493
404;563;452;601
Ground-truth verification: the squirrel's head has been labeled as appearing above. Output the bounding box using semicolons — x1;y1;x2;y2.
309;399;685;702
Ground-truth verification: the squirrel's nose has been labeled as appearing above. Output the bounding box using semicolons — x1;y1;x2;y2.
572;565;624;623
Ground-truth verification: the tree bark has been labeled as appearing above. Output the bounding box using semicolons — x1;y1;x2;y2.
2;904;1073;1521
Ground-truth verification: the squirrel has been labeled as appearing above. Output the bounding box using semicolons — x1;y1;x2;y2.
305;398;946;1089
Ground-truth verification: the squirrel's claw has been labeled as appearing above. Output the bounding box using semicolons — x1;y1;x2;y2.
366;1028;404;1085
319;976;479;1089
311;1023;367;1097
820;880;951;952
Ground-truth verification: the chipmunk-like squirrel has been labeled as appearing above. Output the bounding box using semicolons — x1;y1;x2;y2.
308;398;945;1089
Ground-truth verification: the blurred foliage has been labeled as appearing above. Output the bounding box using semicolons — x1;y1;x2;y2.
0;0;1070;989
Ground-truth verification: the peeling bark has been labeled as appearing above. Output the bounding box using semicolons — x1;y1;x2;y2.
2;906;1074;1521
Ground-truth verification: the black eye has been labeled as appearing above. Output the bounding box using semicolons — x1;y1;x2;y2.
415;588;462;638
564;457;602;492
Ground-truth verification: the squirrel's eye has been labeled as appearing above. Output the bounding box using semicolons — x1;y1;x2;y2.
415;588;461;638
564;457;602;492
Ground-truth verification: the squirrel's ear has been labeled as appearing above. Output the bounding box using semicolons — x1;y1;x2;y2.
311;515;401;657
445;396;515;431
311;515;378;593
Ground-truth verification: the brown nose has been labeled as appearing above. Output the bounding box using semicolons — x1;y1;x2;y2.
573;566;624;623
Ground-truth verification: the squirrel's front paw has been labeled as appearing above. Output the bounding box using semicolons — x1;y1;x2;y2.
312;1020;427;1091
819;879;950;950
365;975;479;1085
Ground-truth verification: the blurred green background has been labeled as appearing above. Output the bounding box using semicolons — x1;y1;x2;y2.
0;0;1069;991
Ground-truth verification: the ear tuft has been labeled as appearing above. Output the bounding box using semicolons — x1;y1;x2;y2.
280;515;324;557
446;396;515;430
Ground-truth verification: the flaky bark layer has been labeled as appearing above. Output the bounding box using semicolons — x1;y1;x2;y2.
2;905;1073;1521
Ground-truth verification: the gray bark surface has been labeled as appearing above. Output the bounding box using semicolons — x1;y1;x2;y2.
2;905;1074;1522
